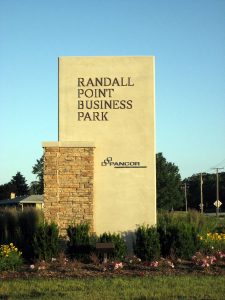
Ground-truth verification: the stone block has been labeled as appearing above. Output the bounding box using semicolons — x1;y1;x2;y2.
43;145;94;235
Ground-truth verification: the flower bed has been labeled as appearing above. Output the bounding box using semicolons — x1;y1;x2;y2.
1;252;225;280
198;232;225;254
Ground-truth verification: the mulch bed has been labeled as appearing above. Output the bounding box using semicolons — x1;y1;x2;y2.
1;259;225;280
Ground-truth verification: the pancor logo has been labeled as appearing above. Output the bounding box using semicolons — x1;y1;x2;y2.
101;157;147;168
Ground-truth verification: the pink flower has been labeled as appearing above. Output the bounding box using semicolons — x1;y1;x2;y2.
201;261;210;268
217;251;225;259
114;262;123;270
209;256;216;264
167;260;175;268
150;261;159;267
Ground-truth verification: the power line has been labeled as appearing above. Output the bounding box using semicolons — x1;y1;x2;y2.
212;158;225;168
204;160;225;174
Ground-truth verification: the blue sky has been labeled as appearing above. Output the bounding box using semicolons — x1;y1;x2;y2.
0;0;225;184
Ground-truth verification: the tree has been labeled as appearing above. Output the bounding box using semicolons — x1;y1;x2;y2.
0;182;16;200
156;153;183;210
10;171;29;196
184;172;225;212
29;181;41;195
32;155;44;194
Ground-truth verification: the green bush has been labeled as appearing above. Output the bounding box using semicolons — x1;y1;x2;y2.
98;232;127;261
213;224;225;233
32;222;60;261
157;211;201;259
67;223;90;245
158;210;225;235
134;225;160;261
0;243;23;271
158;221;198;259
206;218;225;234
67;223;95;259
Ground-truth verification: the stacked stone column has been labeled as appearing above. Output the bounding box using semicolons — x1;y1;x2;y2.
43;142;94;236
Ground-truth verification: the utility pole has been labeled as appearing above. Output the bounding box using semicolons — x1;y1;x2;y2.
200;173;203;214
211;167;224;217
184;182;188;212
182;181;188;212
197;173;205;214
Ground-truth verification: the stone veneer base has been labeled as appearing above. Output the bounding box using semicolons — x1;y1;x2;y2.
43;142;94;236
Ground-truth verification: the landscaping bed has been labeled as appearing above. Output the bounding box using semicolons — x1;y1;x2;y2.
1;256;225;280
1;210;225;282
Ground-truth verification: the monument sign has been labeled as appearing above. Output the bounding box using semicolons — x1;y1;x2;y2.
43;56;156;236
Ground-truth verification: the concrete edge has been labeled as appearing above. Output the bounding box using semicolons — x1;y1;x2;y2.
42;141;95;148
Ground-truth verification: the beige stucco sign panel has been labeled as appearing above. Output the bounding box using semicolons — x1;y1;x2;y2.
59;56;156;234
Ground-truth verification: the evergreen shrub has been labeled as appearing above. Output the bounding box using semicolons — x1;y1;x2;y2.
98;232;127;261
134;225;160;261
33;222;60;261
158;221;198;259
67;223;95;259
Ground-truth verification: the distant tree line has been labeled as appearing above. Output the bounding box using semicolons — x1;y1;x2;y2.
184;172;225;213
156;153;225;212
156;152;183;210
0;153;224;213
0;172;29;199
0;156;44;199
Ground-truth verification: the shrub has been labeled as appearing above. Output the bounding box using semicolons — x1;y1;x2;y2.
213;224;225;234
67;223;90;245
98;232;127;261
67;223;95;259
32;222;60;261
158;222;198;259
158;210;208;232
134;225;160;261
157;211;201;259
0;243;23;271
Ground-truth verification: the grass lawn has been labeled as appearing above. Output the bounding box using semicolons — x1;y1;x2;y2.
1;275;225;299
